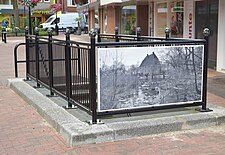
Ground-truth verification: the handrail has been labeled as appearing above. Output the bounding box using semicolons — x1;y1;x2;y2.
14;43;26;77
96;39;205;47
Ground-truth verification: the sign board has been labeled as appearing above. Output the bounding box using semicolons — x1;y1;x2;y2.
97;45;204;112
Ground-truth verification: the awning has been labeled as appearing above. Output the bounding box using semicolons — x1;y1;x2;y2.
76;1;100;12
0;9;28;15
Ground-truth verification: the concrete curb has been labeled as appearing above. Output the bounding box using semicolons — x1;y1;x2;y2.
8;78;225;146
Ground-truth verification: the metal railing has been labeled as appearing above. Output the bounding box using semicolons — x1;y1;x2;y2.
14;27;211;124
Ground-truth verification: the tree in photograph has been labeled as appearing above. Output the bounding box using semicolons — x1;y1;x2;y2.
163;46;202;102
185;46;202;95
110;51;125;101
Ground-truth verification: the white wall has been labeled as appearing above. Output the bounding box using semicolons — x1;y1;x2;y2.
217;0;225;72
183;0;195;39
100;0;122;6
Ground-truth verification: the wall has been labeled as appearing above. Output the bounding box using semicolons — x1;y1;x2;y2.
183;0;195;39
106;5;115;34
137;4;148;36
217;0;225;72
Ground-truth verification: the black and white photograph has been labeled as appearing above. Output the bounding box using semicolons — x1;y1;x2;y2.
97;45;204;112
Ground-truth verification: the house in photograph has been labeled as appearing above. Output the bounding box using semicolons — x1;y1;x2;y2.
139;52;162;79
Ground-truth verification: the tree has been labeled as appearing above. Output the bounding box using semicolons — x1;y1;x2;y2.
12;0;19;27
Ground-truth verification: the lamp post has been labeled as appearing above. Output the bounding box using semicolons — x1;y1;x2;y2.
28;6;32;35
20;0;40;35
50;3;62;36
55;11;59;35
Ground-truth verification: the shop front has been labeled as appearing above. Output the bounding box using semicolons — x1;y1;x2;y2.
79;0;225;71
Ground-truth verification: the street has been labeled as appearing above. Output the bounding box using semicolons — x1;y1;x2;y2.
1;35;225;155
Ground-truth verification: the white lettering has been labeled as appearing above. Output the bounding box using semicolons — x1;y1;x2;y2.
188;13;192;38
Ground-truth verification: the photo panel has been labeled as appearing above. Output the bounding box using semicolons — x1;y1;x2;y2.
98;45;204;112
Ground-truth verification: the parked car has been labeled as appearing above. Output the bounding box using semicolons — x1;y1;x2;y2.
40;13;87;31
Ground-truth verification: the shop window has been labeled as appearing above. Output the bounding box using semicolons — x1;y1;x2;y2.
155;1;184;38
103;8;107;33
67;0;76;6
121;5;136;35
156;2;167;37
0;0;11;4
170;1;183;38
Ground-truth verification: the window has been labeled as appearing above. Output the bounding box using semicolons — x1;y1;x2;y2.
155;1;184;38
156;2;167;37
67;0;76;6
170;1;183;38
0;0;11;4
121;5;136;35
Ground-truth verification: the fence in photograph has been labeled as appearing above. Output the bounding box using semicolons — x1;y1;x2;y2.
14;27;211;124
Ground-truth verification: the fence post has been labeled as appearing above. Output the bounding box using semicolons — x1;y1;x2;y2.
47;28;54;96
65;28;72;108
35;27;40;87
199;27;212;112
89;29;97;124
136;27;141;41
165;27;171;40
97;28;101;42
115;27;119;42
25;26;30;80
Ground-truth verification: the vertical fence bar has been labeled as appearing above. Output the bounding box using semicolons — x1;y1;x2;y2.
28;6;32;35
89;29;97;124
97;28;101;42
200;28;212;112
25;27;29;80
77;44;81;75
48;28;54;96
136;27;141;41
65;29;72;108
35;27;40;87
115;27;119;42
14;45;18;78
165;27;171;40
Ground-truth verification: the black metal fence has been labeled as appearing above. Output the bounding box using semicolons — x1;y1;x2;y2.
14;27;211;124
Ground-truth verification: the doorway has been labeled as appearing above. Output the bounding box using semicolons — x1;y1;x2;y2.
195;0;218;69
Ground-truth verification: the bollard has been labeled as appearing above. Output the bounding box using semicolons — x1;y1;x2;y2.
2;27;7;43
165;27;171;40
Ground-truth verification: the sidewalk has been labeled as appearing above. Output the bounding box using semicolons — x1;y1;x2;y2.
1;35;225;155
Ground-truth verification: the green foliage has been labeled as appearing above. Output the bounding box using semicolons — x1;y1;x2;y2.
75;17;82;21
38;29;56;36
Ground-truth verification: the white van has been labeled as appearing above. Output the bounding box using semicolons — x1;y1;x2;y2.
41;13;86;30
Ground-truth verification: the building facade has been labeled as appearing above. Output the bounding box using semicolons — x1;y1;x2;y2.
77;0;225;72
0;0;82;29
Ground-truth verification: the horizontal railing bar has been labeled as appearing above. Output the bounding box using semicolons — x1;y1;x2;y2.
97;102;202;116
96;40;205;47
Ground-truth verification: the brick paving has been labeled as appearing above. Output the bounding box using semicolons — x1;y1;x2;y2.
1;36;225;155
